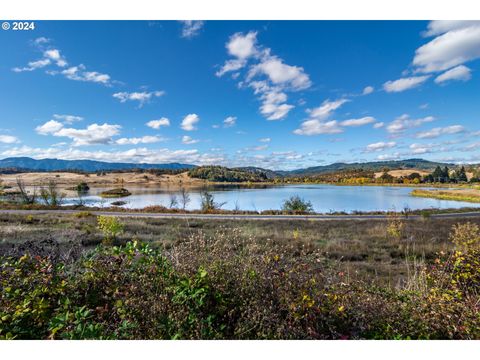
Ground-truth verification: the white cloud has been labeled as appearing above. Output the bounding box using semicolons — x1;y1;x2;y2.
1;146;224;166
308;99;349;121
182;135;200;144
43;49;67;67
340;116;375;127
53;114;83;124
423;21;480;37
409;143;433;154
364;141;396;152
226;31;258;60
377;153;401;161
223;116;236;127
373;122;384;129
54;123;121;146
34;37;50;45
116;136;164;145
362;86;374;95
180;21;204;39
294;99;365;136
113;90;165;107
36;120;64;135
0;135;19;144
13;40;113;85
216;59;247;77
260;96;294;121
12;58;51;72
293;120;343;136
434;65;472;84
259;137;271;143
383;75;430;93
181;114;200;131
218;31;310;121
414;22;480;73
248;56;311;90
416;125;465;139
146;118;170;129
386;114;435;134
36;120;121;146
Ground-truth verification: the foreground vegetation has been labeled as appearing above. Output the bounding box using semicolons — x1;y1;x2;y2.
0;212;480;339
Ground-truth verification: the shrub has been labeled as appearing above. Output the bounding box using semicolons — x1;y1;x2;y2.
97;216;124;245
281;195;313;213
200;191;226;212
386;212;405;239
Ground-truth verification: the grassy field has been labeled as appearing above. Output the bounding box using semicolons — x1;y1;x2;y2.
412;188;480;203
1;212;480;339
0;212;475;284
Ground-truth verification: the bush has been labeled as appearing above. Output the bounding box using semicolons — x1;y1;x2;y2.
2;224;480;339
97;216;124;245
281;195;313;213
200;191;226;212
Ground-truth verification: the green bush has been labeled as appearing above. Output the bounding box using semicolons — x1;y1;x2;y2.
281;195;314;213
1;224;480;339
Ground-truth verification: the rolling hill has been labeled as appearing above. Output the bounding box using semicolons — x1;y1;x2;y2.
0;157;195;172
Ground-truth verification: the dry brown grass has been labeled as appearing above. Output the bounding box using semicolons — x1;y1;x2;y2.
1;212;478;286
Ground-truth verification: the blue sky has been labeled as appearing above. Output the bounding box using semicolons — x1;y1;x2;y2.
1;20;480;170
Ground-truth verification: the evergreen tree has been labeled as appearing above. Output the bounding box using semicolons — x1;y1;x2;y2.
432;166;443;183
457;166;468;182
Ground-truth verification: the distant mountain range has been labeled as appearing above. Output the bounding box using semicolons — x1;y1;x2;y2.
0;157;195;172
0;157;458;175
283;158;455;176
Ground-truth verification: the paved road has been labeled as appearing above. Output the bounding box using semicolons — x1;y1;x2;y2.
1;209;480;221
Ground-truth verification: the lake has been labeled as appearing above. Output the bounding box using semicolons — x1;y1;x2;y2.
62;184;480;213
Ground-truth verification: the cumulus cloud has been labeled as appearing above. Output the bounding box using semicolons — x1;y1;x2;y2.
0;135;20;144
414;21;480;73
259;137;271;142
386;114;435;134
294;100;372;136
409;143;434;154
293;120;343;136
116;136;164;145
364;141;396;152
35;120;64;135
416;125;465;139
307;99;349;121
217;31;311;121
383;76;430;93
35;119;121;146
223;116;236;127
248;56;311;90
12;58;51;72
113;90;165;107
373;122;384;129
340;116;376;127
0;146;224;166
54;123;121;146
53;114;83;124
434;65;472;84
13;39;113;86
146;118;170;129
180;21;204;38
182;135;200;144
362;86;374;95
377;153;401;161
181;114;200;131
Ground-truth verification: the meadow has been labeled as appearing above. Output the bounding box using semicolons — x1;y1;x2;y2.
1;211;480;339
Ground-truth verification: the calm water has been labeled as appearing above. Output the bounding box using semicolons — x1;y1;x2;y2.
63;184;480;213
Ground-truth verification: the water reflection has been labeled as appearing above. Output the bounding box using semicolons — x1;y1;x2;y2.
62;184;480;213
